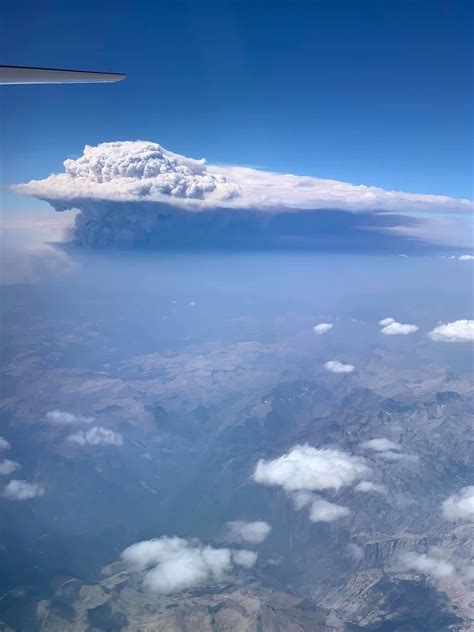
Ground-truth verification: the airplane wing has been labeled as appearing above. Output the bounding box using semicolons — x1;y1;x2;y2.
0;65;126;85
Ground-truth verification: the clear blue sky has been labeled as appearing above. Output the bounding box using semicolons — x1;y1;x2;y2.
1;0;472;203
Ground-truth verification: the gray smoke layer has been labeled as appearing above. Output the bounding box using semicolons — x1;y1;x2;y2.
69;200;425;252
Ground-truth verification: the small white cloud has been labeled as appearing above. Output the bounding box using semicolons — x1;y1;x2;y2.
361;438;401;452
291;490;315;510
441;486;474;522
347;543;364;561
253;444;369;493
428;319;474;343
224;520;271;544
380;319;419;335
292;491;351;522
458;254;474;261
309;499;351;523
324;360;355;374
376;450;419;463
354;481;386;494
398;552;455;579
313;323;333;335
46;410;94;425
0;437;11;451
0;460;20;476
68;426;123;447
121;536;254;595
3;479;44;501
361;439;417;464
232;549;258;568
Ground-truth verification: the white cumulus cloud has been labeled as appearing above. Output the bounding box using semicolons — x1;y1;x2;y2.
458;254;474;261
121;536;255;595
441;486;474;522
68;426;123;447
291;490;316;510
223;520;271;544
309;499;351;523
376;450;419;463
253;445;369;493
379;319;419;335
324;360;355;374
347;543;364;561
232;549;258;568
46;410;94;425
354;480;387;494
0;460;20;476
313;323;333;335
361;438;401;452
398;552;455;579
428;319;474;343
361;438;417;464
0;437;11;451
3;479;44;501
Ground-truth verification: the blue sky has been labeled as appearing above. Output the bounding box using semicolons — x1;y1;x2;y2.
1;0;472;208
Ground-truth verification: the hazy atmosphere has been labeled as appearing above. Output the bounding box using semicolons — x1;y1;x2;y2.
1;1;473;631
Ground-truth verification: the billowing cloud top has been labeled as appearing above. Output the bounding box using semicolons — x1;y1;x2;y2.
14;141;238;210
14;140;472;215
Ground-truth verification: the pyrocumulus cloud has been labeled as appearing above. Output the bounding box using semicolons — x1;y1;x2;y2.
13;141;472;249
